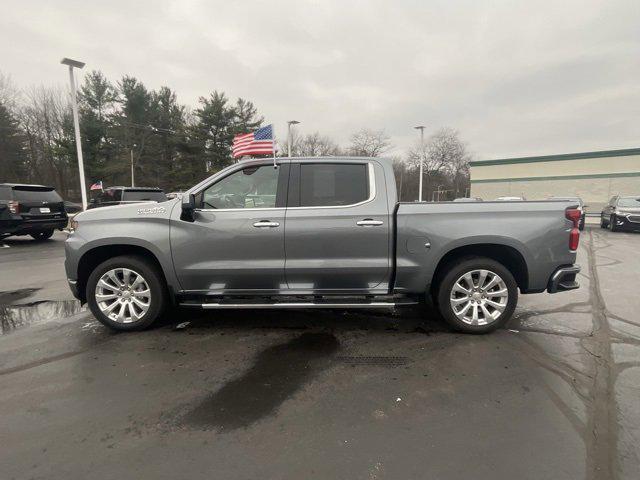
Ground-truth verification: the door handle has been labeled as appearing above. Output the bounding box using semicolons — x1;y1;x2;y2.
253;220;280;228
356;219;383;226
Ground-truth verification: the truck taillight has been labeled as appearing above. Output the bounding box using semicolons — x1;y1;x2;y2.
8;201;20;214
565;208;580;251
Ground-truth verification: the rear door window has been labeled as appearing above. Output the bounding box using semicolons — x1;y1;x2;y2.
299;163;369;207
12;187;62;203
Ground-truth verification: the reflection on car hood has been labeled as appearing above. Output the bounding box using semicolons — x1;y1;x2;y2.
617;208;640;214
75;199;178;222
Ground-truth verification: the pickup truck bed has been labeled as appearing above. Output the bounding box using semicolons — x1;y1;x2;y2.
65;156;580;334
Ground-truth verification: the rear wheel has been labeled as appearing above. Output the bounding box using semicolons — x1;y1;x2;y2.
435;257;518;334
30;230;53;241
86;255;165;331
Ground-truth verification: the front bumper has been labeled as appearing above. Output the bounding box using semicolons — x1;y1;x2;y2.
613;214;640;232
547;265;581;293
67;279;81;300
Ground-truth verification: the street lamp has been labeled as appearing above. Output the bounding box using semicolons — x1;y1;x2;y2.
287;120;300;157
414;125;426;202
61;57;87;210
130;143;137;187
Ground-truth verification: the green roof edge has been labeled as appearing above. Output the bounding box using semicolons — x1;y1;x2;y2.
470;147;640;167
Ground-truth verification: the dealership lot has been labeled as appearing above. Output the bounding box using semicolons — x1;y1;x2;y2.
1;227;638;479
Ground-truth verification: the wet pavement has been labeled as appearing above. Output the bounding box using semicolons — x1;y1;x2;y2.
0;228;638;479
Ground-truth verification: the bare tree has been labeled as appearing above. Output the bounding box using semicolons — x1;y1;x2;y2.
348;128;392;157
404;127;471;200
296;132;341;157
18;86;77;196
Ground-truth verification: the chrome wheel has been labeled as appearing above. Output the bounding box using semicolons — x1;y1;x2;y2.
449;269;508;326
95;268;151;323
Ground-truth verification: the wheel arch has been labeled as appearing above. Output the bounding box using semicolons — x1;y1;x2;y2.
430;243;529;295
76;244;170;304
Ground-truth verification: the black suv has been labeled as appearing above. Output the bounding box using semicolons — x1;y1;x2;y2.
88;187;166;209
0;184;68;240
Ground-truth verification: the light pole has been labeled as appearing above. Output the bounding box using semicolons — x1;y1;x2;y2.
414;125;426;202
130;143;137;187
287;120;300;157
61;57;87;210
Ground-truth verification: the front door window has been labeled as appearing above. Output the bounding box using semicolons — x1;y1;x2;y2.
201;166;278;209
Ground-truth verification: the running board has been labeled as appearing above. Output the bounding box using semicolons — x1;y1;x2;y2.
179;298;418;309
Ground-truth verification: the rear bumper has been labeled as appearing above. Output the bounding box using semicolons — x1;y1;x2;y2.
547;265;581;293
5;217;68;235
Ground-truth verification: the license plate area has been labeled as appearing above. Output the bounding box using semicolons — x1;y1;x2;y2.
40;207;51;213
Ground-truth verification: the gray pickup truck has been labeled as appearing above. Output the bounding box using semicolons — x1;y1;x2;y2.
65;157;581;333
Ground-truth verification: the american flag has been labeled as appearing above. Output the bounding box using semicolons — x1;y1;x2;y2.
232;125;275;158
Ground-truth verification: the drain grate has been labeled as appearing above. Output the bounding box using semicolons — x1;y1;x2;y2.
336;356;411;366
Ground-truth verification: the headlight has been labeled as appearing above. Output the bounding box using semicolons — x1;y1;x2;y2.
70;219;79;231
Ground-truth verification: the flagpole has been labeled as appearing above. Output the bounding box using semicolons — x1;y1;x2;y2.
272;124;277;168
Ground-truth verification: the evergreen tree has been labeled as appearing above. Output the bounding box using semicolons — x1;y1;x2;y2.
0;100;26;181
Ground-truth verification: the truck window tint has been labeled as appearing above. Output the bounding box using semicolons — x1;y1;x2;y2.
299;164;368;207
123;191;166;202
202;166;278;209
12;187;62;203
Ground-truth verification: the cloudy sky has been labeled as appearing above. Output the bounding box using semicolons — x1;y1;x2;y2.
2;0;639;159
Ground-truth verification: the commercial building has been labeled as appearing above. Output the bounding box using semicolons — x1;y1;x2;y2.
470;147;640;210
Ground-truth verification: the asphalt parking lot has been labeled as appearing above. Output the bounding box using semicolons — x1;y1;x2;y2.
1;226;638;480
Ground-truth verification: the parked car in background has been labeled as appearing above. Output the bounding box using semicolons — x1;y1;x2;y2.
495;196;526;201
0;183;68;240
549;196;586;230
66;157;581;335
166;191;184;200
88;187;167;209
601;195;640;232
64;201;83;214
453;197;483;202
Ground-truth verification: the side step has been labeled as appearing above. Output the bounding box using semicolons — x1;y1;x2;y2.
179;296;418;310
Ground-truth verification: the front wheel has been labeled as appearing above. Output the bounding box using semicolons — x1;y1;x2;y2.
436;257;518;334
31;230;53;241
86;255;166;331
609;215;619;232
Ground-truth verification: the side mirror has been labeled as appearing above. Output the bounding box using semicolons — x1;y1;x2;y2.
180;193;196;222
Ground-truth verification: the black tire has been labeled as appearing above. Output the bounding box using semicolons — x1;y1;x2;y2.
435;256;518;334
579;216;585;231
30;230;54;241
609;215;618;232
86;255;166;331
600;216;608;229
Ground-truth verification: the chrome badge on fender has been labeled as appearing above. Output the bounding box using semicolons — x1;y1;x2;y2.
137;206;166;215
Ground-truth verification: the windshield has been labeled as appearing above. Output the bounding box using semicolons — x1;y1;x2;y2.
617;197;640;208
12;186;62;203
123;190;166;202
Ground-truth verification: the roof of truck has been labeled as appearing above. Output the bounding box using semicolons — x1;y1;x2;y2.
103;186;163;191
0;183;55;189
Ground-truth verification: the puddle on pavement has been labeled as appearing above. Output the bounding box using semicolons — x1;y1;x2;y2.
183;332;339;431
0;288;41;306
0;300;86;334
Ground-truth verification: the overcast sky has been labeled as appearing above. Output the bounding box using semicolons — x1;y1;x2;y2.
2;0;639;160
